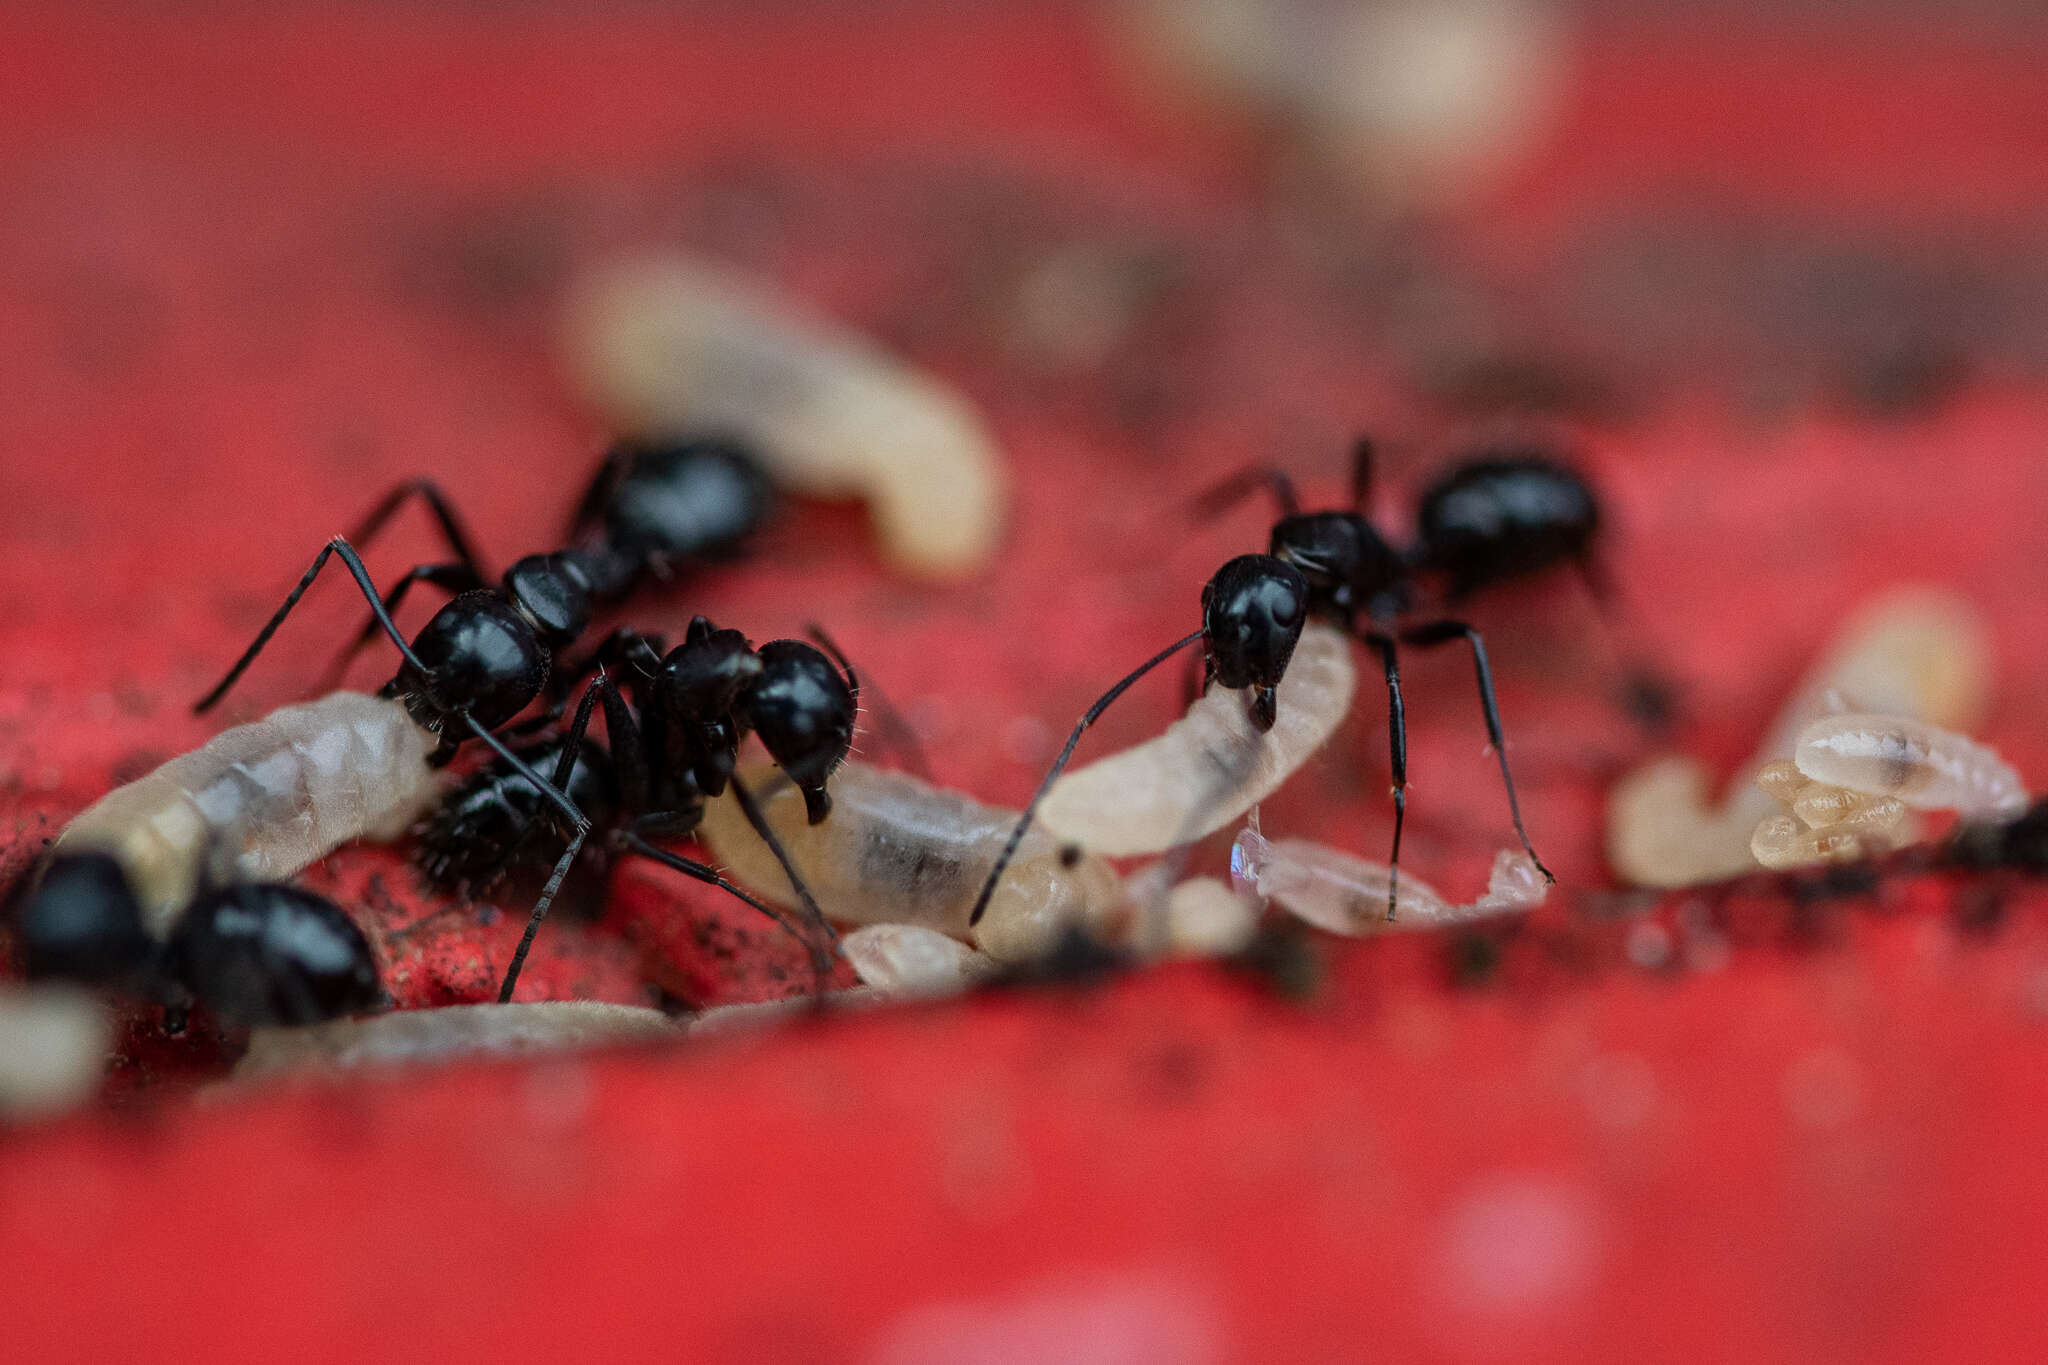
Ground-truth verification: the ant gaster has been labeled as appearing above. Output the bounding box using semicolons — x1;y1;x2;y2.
972;438;1585;929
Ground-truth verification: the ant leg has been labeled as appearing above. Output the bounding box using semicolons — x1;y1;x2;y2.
1190;466;1301;522
567;445;631;541
967;629;1206;928
348;478;487;581
616;829;831;983
725;774;839;983
1349;436;1377;513
316;561;483;693
803;623;932;782
1399;620;1555;884
1573;554;1679;732
550;627;666;705
197;537;445;713
1358;629;1410;922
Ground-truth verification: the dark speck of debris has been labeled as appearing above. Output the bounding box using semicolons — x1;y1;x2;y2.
988;925;1130;991
1953;885;2007;939
1228;920;1324;1002
1445;932;1502;989
1057;843;1082;869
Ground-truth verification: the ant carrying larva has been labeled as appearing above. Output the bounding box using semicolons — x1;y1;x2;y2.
971;437;1578;932
197;440;863;999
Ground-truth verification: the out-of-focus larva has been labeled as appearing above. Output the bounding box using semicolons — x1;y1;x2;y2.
1160;876;1262;957
1111;0;1571;211
1036;622;1355;856
840;925;997;997
0;985;111;1122
564;254;1008;579
230;1002;680;1081
1608;589;1992;887
52;692;440;936
696;761;1123;963
1232;820;1545;935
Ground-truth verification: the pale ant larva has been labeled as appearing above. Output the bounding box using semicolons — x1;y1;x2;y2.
694;760;1124;964
230;1001;681;1082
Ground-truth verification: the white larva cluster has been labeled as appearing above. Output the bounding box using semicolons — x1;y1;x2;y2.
564;254;1008;580
1036;622;1356;856
1607;590;1994;888
1232;821;1545;935
230;1002;681;1081
52;692;442;935
695;761;1124;962
1748;713;2027;871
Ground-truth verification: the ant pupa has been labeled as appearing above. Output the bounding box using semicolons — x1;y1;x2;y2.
230;1001;680;1082
693;760;1124;964
1231;816;1548;936
974;437;1565;932
565;254;1009;579
1609;589;1995;887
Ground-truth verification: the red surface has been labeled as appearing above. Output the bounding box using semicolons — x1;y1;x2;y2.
3;4;2048;1361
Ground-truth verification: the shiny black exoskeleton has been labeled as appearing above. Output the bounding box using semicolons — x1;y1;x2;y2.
415;736;621;901
429;615;861;1000
11;852;383;1028
1408;454;1602;602
191;437;780;999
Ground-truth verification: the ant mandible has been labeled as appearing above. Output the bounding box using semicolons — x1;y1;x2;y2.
972;438;1589;928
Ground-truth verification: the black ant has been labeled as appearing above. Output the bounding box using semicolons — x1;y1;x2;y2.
191;436;851;999
972;437;1601;929
416;617;861;999
15;852;384;1028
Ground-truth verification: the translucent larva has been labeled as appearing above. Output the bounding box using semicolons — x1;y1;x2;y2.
564;255;1009;579
1232;822;1546;935
840;925;997;997
231;1002;680;1081
1793;714;2027;819
52;692;441;936
1035;623;1356;856
695;761;1123;962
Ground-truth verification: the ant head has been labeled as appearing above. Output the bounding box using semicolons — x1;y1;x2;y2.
11;852;160;989
173;884;383;1027
658;617;764;718
602;437;775;565
1268;512;1405;618
398;592;550;732
1201;554;1308;731
503;553;593;650
747;640;855;823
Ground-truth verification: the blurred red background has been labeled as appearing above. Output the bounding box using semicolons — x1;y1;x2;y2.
2;2;2047;1360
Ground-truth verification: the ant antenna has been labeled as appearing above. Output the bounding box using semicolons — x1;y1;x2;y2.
968;629;1205;929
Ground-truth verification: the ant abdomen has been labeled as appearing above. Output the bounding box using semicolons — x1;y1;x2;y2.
1410;454;1601;599
417;737;620;898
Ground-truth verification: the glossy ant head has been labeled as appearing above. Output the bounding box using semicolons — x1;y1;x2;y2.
502;553;594;649
11;853;160;989
748;640;857;823
1267;511;1407;619
173;884;383;1027
391;591;550;734
1201;554;1309;731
